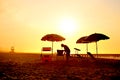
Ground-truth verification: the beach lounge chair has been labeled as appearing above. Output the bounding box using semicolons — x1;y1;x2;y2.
74;48;80;54
74;48;82;58
87;52;96;60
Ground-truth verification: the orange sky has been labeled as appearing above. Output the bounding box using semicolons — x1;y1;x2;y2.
0;0;120;54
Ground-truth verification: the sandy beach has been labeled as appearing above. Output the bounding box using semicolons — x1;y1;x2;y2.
0;53;120;80
1;0;120;80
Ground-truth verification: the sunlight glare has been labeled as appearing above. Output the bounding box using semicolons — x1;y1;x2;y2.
59;17;77;36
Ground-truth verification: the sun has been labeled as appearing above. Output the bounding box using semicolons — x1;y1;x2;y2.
59;17;77;36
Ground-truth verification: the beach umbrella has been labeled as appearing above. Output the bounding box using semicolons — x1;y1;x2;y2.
41;34;65;55
76;36;90;53
86;33;110;57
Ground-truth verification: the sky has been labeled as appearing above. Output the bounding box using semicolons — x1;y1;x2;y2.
0;0;120;54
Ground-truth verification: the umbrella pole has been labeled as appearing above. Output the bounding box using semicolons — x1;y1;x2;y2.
52;41;53;56
96;42;98;58
86;43;88;53
86;44;88;57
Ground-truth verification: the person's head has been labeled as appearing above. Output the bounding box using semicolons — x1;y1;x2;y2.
61;44;64;47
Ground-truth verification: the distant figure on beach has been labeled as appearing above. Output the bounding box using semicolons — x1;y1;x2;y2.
61;44;70;61
10;46;15;53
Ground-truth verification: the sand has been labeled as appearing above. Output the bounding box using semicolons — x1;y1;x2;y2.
0;53;120;80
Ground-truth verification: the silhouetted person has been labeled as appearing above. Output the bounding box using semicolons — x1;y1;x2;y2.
61;44;70;61
10;46;14;53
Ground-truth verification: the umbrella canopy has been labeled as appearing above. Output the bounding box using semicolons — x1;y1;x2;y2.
76;36;89;43
86;33;110;42
86;33;110;57
76;36;90;53
41;34;65;54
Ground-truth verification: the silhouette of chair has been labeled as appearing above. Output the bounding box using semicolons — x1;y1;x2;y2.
87;52;96;60
74;48;80;54
74;48;82;58
41;47;52;62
